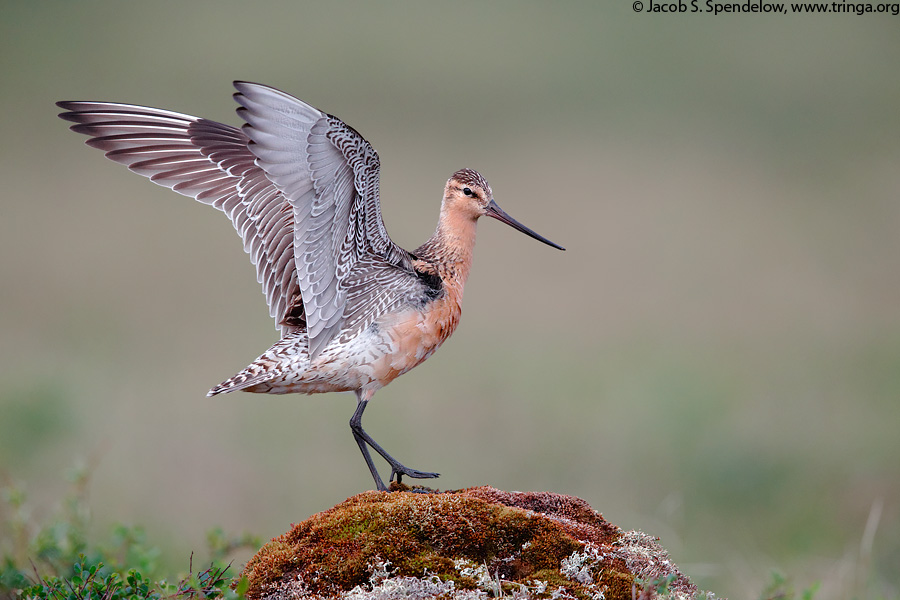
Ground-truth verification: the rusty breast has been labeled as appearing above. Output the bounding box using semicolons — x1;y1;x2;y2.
370;274;464;388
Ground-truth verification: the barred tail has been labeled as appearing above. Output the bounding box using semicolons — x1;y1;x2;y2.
207;368;274;396
207;332;307;396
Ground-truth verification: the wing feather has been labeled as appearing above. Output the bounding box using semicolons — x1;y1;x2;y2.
233;82;418;358
57;100;302;335
59;82;426;359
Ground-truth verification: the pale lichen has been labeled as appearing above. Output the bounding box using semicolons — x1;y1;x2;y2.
245;487;706;600
559;545;606;599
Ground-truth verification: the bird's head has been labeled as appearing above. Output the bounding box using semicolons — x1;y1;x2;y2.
444;168;565;251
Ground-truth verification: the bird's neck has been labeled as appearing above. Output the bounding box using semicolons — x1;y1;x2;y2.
416;205;479;291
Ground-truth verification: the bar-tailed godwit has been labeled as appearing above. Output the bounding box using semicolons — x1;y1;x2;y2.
58;82;564;491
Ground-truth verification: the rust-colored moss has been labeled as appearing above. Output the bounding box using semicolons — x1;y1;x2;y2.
600;569;639;600
240;486;690;600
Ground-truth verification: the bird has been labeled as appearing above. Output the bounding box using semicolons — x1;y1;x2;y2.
57;81;565;491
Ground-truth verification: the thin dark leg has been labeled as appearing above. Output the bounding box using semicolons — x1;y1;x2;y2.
352;425;388;491
350;391;439;489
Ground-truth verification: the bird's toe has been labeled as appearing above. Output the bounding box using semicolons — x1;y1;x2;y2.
391;466;440;482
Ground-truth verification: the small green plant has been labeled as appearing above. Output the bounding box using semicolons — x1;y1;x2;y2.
177;560;249;600
0;466;255;600
631;574;677;599
17;554;248;600
758;571;820;600
21;556;162;600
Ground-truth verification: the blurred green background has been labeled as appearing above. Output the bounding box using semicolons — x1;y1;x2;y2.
1;1;898;597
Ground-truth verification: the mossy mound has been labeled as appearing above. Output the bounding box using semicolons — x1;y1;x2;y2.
241;486;701;600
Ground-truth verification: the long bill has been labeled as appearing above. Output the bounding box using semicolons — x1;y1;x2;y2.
485;199;566;251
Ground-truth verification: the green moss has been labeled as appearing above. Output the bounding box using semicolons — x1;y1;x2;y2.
599;569;638;600
241;487;657;600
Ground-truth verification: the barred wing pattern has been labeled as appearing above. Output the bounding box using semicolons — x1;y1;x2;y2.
59;83;424;358
232;82;418;358
56;101;302;336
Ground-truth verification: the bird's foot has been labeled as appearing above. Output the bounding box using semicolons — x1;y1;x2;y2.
390;464;440;484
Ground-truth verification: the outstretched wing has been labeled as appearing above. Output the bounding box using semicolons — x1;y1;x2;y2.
233;82;418;358
57;100;302;336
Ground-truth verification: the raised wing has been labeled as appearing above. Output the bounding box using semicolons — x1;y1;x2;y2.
233;82;416;358
57;100;302;336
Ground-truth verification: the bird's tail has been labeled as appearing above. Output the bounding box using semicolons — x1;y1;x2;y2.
207;369;274;396
207;332;307;397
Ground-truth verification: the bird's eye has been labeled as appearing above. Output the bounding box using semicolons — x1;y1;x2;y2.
463;187;474;197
